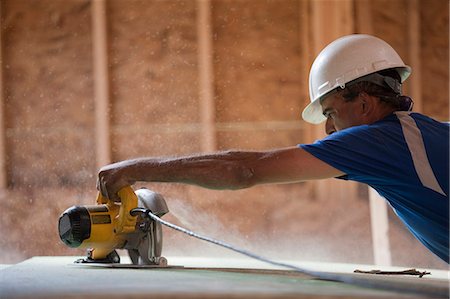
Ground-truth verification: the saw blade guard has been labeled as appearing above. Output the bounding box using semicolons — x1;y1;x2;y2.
135;188;169;217
126;188;169;265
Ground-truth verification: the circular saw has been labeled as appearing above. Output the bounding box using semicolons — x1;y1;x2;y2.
58;186;169;265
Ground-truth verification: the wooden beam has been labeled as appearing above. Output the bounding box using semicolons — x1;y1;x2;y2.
91;0;111;169
355;0;392;266
407;0;422;112
0;1;7;189
307;0;354;143
299;0;318;198
197;0;216;152
310;0;354;51
369;188;392;265
308;0;358;203
299;0;312;145
299;0;310;86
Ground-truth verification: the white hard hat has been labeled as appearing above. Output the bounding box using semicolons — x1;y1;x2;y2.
302;34;411;124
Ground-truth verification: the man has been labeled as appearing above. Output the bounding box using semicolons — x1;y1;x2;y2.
97;34;449;263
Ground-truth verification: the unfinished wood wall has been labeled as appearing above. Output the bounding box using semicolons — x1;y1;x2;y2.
0;0;447;269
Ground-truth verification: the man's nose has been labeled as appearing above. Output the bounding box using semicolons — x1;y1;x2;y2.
325;118;336;135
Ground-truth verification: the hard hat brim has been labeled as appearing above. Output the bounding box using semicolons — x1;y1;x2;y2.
302;98;326;124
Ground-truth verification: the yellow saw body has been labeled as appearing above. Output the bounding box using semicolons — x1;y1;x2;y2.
58;186;168;264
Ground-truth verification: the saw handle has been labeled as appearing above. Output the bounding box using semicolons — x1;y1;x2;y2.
96;186;138;234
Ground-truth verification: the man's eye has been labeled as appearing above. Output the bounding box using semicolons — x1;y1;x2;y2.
325;112;335;119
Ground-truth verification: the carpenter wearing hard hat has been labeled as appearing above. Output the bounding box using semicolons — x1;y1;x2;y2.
98;34;449;264
300;34;448;263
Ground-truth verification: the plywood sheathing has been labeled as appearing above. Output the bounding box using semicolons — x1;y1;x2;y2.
108;0;202;159
213;1;303;123
2;0;95;187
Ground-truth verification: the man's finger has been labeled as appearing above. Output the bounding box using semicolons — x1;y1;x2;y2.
99;176;110;199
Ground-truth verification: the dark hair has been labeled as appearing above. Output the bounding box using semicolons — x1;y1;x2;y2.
339;69;413;111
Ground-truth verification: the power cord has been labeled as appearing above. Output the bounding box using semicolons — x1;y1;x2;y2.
130;208;447;298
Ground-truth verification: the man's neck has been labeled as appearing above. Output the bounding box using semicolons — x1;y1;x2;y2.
368;103;397;123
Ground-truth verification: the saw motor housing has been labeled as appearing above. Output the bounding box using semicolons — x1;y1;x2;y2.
58;186;169;265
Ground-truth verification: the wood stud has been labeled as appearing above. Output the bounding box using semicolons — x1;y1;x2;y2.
407;0;422;112
355;0;392;267
0;1;6;189
92;0;112;169
197;0;217;152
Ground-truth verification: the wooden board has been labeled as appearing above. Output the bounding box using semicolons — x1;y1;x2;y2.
0;256;448;298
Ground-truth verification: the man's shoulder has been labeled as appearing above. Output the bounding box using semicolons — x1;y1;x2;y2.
370;112;449;132
396;111;449;126
322;112;447;144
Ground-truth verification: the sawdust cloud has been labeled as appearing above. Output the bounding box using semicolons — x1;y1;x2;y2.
162;196;255;258
159;196;353;264
0;249;26;264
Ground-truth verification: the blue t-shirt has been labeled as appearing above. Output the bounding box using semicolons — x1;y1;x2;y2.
300;112;449;263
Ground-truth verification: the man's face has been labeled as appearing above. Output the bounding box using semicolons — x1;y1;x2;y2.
320;93;366;135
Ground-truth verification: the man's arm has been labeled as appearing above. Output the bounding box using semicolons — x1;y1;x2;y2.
97;146;344;200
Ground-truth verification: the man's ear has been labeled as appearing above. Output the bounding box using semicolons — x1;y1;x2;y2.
359;92;374;115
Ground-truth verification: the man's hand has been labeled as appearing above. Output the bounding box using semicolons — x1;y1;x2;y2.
97;160;136;202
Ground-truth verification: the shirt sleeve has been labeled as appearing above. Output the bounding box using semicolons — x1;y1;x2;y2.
299;123;411;185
